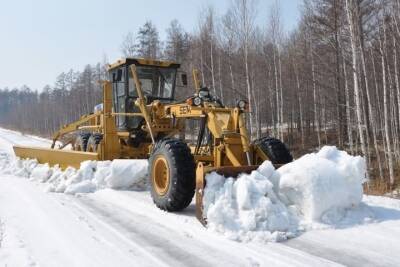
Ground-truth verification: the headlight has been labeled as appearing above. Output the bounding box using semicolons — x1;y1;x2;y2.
237;100;247;109
199;88;210;98
193;96;202;106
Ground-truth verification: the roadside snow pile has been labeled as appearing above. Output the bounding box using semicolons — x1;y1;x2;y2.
279;146;366;224
0;152;148;194
203;146;367;242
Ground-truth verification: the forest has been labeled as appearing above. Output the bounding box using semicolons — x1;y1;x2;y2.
0;0;399;190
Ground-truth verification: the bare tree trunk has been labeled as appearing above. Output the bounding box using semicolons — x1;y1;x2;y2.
293;60;305;149
345;0;368;174
244;42;253;137
380;23;395;186
251;72;261;139
228;52;236;105
323;95;328;144
360;73;371;166
267;64;276;136
393;34;400;161
370;49;387;165
210;31;216;95
311;43;321;149
218;54;224;102
342;45;353;154
200;45;205;85
273;46;280;138
360;44;382;179
278;47;284;141
388;48;399;163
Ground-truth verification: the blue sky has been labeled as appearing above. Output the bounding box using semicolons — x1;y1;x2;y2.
0;0;300;91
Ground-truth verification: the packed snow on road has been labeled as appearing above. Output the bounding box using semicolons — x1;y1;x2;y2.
0;127;399;267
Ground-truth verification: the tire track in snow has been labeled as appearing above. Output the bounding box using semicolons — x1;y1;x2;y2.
83;190;344;267
285;238;375;267
284;231;399;267
70;200;173;267
0;176;164;267
71;197;213;267
73;192;342;267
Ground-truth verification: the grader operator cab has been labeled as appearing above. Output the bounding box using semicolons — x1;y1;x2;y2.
109;58;181;131
13;57;293;225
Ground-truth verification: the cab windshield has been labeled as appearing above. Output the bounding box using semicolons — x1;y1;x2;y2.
128;66;176;99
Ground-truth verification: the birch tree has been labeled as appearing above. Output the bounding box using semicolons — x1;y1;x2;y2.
345;0;369;175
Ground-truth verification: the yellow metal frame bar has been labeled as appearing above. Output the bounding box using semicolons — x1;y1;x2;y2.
51;113;101;148
130;65;155;144
111;112;144;117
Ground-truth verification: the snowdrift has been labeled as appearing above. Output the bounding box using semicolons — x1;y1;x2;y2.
0;151;148;193
203;146;367;242
0;146;367;242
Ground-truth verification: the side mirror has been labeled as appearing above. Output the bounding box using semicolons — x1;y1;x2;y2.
181;73;188;86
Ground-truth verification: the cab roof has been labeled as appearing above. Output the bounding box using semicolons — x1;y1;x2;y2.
107;57;180;71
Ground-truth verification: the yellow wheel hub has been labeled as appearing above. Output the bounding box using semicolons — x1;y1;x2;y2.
152;156;170;196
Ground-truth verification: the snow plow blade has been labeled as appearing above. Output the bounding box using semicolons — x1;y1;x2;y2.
195;163;259;226
13;145;99;170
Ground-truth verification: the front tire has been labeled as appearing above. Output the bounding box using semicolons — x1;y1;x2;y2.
148;138;195;211
254;137;293;164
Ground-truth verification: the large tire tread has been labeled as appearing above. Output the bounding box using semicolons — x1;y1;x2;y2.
255;137;293;164
74;133;91;152
149;138;195;212
87;133;103;152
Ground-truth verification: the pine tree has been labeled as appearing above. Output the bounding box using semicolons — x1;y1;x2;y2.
164;20;190;62
136;21;160;59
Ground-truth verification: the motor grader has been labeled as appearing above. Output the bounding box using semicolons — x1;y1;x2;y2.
13;57;292;224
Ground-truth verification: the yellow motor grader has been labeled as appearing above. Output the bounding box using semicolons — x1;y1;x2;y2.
13;58;292;224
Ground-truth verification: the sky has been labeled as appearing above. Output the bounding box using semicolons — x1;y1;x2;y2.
0;0;300;91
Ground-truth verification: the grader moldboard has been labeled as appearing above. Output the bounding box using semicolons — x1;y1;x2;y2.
13;58;293;225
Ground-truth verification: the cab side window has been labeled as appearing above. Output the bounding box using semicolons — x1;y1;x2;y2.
112;67;127;129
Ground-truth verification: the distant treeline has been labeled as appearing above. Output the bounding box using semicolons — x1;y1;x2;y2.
0;64;104;135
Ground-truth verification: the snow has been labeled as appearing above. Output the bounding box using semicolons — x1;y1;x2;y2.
1;127;400;266
0;128;54;154
30;163;52;182
204;162;294;242
106;159;148;189
203;146;367;241
278;146;366;224
0;152;149;194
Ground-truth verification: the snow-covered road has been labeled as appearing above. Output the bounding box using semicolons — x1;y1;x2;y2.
0;127;399;267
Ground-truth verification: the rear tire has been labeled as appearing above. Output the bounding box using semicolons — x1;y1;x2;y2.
87;133;103;152
254;137;293;164
74;133;91;151
148;138;195;211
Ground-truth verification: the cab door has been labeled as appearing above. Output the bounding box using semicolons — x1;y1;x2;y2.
111;67;127;130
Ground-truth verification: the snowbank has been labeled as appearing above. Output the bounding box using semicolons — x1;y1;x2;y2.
0;146;368;242
203;146;367;242
278;146;366;224
0;152;148;194
106;159;148;189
